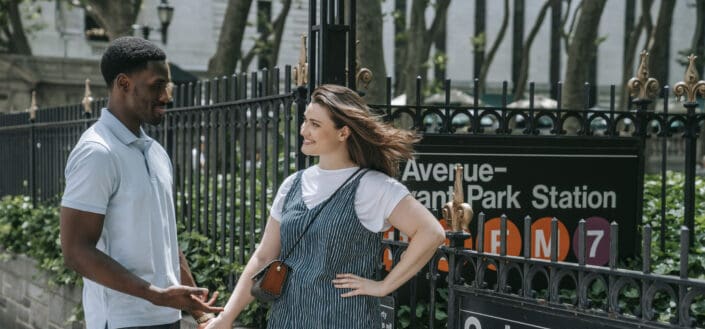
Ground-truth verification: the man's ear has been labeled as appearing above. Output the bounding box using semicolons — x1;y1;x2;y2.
115;74;130;93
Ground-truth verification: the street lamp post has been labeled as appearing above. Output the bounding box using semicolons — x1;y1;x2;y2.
133;0;174;44
157;0;174;44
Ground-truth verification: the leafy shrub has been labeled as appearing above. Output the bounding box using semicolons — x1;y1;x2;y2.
178;225;269;327
642;171;705;324
0;195;267;327
0;195;79;286
642;171;705;280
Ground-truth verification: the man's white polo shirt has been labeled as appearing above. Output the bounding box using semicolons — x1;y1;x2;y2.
61;109;181;329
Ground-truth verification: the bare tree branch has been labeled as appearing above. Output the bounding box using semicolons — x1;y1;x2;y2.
400;0;452;103
357;0;387;103
562;0;582;52
3;0;31;55
563;0;607;111
478;0;509;96
240;0;292;74
207;0;254;76
641;0;654;50
269;0;292;69
560;0;574;53
513;0;551;100
427;0;451;42
646;0;676;89
619;0;653;110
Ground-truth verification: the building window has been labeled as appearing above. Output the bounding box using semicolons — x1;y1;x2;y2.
85;15;108;42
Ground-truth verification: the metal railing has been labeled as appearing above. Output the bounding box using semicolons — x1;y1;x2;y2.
1;54;705;328
0;66;306;282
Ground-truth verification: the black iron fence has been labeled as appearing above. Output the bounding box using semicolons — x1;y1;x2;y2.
371;75;704;328
0;66;305;270
1;64;705;327
391;215;705;328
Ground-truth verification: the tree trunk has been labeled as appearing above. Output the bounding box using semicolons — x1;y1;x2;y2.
83;0;142;40
647;0;676;90
623;0;636;64
588;45;598;107
693;0;705;78
393;0;407;96
512;0;550;101
690;0;705;160
563;0;607;111
268;0;292;73
433;9;447;83
207;0;254;76
620;0;653;111
511;0;524;94
549;0;561;99
256;0;272;70
692;0;705;78
478;0;509;97
241;0;292;74
5;0;31;55
401;0;451;104
473;0;486;80
357;0;387;104
401;0;427;105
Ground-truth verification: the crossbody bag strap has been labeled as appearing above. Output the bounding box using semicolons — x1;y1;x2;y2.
281;167;367;262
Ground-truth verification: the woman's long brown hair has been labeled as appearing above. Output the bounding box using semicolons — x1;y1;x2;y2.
310;84;420;177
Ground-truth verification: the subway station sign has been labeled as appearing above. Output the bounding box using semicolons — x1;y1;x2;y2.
400;134;643;264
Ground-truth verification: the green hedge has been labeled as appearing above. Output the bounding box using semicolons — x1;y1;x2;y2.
0;195;267;327
0;196;78;286
642;171;705;279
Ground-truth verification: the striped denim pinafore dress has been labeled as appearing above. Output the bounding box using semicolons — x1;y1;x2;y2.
267;170;382;329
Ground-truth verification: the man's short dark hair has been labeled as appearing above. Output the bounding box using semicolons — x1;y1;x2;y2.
100;36;166;87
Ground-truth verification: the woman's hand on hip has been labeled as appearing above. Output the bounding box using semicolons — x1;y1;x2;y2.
333;273;388;297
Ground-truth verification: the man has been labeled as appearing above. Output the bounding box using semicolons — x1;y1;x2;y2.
60;37;222;329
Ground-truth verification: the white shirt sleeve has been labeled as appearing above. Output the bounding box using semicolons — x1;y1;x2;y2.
269;173;297;222
61;141;118;215
355;171;410;232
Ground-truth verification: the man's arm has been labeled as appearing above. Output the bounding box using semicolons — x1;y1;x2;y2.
60;207;223;313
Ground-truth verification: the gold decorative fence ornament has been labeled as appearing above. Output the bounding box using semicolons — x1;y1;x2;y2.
165;60;174;102
81;78;93;114
673;54;705;103
442;164;473;232
27;90;38;121
627;50;660;100
355;40;373;89
293;34;308;86
356;67;373;89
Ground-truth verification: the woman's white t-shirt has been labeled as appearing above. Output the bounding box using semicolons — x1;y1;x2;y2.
270;165;410;232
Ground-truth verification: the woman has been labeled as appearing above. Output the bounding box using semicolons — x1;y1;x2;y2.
206;84;445;329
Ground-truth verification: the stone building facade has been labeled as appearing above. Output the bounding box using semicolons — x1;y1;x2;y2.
0;55;107;114
2;0;699;113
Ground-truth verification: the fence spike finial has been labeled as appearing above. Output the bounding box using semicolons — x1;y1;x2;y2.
165;59;174;103
627;50;660;100
355;40;373;89
441;164;473;232
673;54;705;103
293;34;308;86
27;90;37;121
81;78;93;114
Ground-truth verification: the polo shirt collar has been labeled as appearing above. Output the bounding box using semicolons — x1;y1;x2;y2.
100;108;153;151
